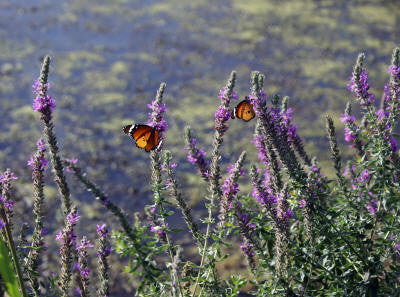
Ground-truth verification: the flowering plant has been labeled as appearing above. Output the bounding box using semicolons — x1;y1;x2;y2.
0;49;400;297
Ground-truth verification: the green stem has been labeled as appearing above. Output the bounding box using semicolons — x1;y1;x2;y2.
191;202;213;297
0;208;28;297
159;204;184;297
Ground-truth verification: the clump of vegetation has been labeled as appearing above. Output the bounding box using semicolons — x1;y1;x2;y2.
0;48;400;297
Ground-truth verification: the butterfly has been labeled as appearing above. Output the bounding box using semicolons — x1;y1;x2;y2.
123;124;161;152
232;98;255;122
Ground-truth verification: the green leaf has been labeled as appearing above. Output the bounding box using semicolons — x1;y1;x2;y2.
0;239;21;297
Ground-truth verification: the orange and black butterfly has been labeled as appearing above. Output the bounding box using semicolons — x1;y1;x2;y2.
123;124;161;152
232;97;255;122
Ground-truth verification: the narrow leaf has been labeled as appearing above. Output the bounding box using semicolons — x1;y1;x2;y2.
0;239;21;297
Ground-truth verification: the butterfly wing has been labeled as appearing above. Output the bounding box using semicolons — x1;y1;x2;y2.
144;129;160;152
123;125;133;134
130;125;153;150
123;124;161;152
235;99;255;122
240;101;255;122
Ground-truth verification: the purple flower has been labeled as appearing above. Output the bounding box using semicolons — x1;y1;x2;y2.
147;95;167;138
214;87;234;134
96;224;112;257
390;136;398;152
360;169;370;182
76;238;94;252
340;114;356;124
240;241;255;258
65;157;78;173
348;67;375;106
0;170;18;183
251;135;269;164
150;221;168;238
0;219;5;230
33;95;56;113
97;247;112;258
252;186;277;207
74;287;82;295
285;208;293;219
96;224;108;238
237;211;256;230
37;138;46;151
67;211;80;225
299;199;306;208
27;153;48;171
281;108;293;123
344;128;357;143
387;65;400;79
340;114;359;146
396;243;400;252
32;79;49;95
366;199;378;214
227;163;245;177
56;230;63;242
69;157;78;164
220;162;244;217
219;88;238;101
248;90;267;115
27;155;35;167
32;79;55;114
185;137;210;179
376;109;389;120
4;200;13;211
57;209;80;246
80;267;90;278
214;106;231;123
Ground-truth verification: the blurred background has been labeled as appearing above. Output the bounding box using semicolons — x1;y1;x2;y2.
0;0;399;295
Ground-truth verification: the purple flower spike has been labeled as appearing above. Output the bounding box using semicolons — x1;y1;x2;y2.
33;95;56;114
348;54;375;107
240;241;255;257
28;138;48;170
32;78;56;114
214;87;234;135
348;68;375;106
219;152;246;227
184;128;210;180
147;83;167;140
0;219;5;230
340;112;360;148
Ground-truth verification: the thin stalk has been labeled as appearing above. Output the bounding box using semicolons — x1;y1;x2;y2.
64;160;160;284
193;72;237;297
159;204;184;297
192;210;213;297
150;151;183;297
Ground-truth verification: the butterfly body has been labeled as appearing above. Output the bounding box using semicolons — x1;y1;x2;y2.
123;124;161;152
232;98;255;122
